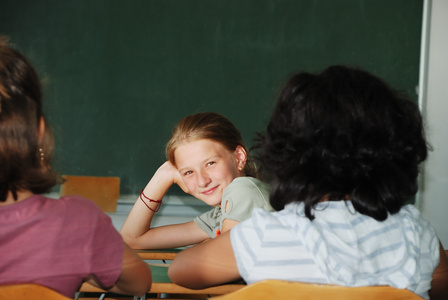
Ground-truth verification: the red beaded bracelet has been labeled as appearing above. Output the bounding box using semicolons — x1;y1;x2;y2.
140;189;163;212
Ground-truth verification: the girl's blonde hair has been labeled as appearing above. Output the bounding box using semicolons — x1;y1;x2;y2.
166;112;258;178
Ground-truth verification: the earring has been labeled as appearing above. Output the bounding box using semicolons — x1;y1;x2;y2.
39;148;44;161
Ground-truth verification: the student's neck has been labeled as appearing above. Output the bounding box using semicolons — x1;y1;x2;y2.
320;194;351;202
1;190;34;206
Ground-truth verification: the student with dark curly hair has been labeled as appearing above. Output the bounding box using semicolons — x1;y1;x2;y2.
168;66;448;299
0;36;152;297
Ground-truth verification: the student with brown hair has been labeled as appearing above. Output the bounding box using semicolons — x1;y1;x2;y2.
0;36;152;298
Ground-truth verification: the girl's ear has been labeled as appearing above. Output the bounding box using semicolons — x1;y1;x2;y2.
234;145;247;172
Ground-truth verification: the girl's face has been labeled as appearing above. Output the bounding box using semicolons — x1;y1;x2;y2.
174;139;246;206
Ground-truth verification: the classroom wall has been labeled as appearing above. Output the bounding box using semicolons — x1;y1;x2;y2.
419;0;448;246
0;0;423;195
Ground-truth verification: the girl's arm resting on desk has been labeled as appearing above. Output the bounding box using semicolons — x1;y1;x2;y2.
168;230;241;289
120;162;205;249
87;243;152;296
429;241;448;300
124;220;210;250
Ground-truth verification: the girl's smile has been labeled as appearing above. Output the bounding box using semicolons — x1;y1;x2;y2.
202;186;218;196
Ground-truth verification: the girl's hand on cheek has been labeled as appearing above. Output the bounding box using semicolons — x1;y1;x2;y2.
157;161;190;194
153;161;180;185
174;170;190;194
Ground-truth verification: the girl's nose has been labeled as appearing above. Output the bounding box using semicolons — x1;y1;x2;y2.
197;170;211;187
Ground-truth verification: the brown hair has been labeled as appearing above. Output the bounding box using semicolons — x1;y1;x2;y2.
0;36;58;202
165;112;258;178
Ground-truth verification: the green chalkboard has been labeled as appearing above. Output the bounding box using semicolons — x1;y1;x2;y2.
0;0;423;194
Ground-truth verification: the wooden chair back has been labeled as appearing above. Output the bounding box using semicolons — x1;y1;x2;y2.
0;284;71;300
59;175;120;213
210;280;422;300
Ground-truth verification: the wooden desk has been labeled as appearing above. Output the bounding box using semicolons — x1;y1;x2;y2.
77;264;245;300
135;248;183;261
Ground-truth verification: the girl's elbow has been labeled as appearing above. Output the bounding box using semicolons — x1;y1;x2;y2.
167;261;181;285
168;261;208;290
168;261;192;288
120;234;141;250
126;240;141;250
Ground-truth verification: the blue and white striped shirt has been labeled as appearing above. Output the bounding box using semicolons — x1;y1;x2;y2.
230;201;439;299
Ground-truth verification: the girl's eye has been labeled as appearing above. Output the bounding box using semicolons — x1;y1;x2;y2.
184;170;193;176
206;161;216;167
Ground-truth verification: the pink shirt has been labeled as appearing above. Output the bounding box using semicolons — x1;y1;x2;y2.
0;194;123;297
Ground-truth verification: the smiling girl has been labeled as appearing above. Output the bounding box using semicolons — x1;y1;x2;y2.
120;112;271;249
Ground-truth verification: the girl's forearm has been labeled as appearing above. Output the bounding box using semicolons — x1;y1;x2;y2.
120;163;176;247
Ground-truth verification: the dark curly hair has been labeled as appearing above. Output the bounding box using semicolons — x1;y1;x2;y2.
255;65;428;221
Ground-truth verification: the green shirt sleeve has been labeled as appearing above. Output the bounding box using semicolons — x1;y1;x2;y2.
193;177;271;238
193;206;221;238
221;177;272;222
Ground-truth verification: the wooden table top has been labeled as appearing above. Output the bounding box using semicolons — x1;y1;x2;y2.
135;248;184;260
78;264;245;296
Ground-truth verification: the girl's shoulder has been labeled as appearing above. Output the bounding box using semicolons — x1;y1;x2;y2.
58;194;105;211
226;176;269;194
396;204;438;237
224;177;270;204
1;194;101;216
222;177;272;213
398;204;422;217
